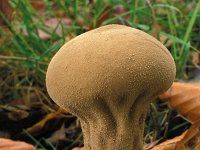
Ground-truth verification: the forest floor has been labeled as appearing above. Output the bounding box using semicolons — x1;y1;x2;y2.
0;0;200;149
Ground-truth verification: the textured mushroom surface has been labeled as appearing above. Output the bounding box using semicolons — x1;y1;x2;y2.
46;24;176;150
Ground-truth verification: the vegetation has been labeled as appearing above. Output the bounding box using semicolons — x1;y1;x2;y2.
0;0;200;149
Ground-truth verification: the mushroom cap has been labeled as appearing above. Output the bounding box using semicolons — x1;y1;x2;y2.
46;24;176;115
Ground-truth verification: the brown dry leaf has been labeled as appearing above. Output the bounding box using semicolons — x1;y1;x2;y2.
113;4;126;15
149;24;172;47
7;110;29;121
192;52;200;67
30;1;46;16
25;108;68;135
174;119;200;149
151;128;200;150
0;138;36;150
145;138;164;150
160;82;200;123
95;5;111;28
159;82;200;149
37;18;72;40
150;131;187;150
18;17;72;40
72;147;85;150
0;105;29;121
159;34;173;47
0;0;12;24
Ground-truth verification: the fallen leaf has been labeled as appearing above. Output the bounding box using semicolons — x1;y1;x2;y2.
0;105;29;121
174;119;200;150
159;34;173;47
160;82;200;123
0;138;36;150
72;147;84;150
38;18;72;40
8;110;29;121
25;108;68;136
113;4;126;15
30;1;46;16
192;52;200;67
150;131;187;150
145;138;164;150
95;5;111;28
159;82;200;149
0;0;12;24
149;24;172;47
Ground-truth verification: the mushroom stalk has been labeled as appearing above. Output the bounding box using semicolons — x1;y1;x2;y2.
46;24;176;150
80;97;151;150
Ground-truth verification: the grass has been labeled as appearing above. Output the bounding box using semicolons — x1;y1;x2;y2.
0;0;200;149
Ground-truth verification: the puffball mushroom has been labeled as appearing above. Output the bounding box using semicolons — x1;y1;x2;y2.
46;24;176;150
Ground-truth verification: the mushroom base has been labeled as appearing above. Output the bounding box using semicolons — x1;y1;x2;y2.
80;115;145;150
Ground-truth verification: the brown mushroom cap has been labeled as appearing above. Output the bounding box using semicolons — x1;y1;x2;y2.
46;24;176;149
46;24;175;114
